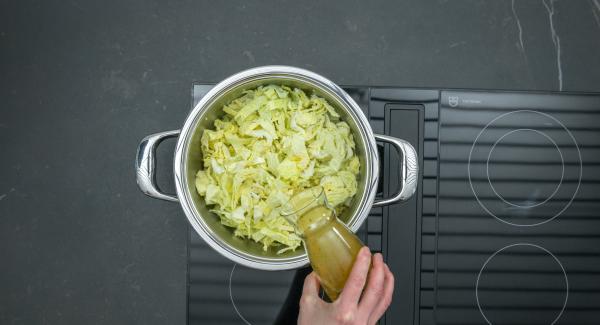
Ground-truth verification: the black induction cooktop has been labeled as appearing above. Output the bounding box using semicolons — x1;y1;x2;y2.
187;85;600;325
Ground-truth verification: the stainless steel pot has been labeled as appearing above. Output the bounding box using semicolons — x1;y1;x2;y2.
135;66;418;270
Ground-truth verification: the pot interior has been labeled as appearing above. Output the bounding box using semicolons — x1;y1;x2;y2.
183;75;373;263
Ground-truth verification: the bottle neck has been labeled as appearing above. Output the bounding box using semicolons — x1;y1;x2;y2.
297;205;335;237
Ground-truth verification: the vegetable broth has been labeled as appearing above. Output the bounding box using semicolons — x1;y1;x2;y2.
298;206;364;300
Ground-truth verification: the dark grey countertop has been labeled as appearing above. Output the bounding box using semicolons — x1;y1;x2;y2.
1;0;599;324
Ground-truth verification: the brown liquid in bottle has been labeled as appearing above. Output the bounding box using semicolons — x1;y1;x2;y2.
283;188;365;301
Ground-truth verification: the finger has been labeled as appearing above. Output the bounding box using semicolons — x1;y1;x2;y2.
358;253;386;313
302;272;321;297
300;272;323;311
338;246;372;306
368;264;395;325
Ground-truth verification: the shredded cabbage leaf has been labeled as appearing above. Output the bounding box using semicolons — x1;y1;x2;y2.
195;85;360;254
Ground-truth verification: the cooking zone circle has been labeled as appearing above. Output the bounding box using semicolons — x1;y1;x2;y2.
486;128;565;209
475;243;569;325
228;264;296;324
468;110;582;226
229;264;252;325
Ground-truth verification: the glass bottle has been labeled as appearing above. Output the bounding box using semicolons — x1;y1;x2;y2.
282;187;365;301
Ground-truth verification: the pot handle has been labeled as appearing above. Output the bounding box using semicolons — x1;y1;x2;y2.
372;134;418;207
136;130;180;202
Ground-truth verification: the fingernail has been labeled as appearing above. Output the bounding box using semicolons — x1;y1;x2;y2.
375;253;384;264
361;246;371;256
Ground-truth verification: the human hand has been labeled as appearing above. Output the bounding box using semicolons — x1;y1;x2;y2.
297;246;394;325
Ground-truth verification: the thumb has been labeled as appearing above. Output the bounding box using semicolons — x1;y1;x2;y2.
302;272;321;297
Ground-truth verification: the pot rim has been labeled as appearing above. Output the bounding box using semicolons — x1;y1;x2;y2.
173;66;379;270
